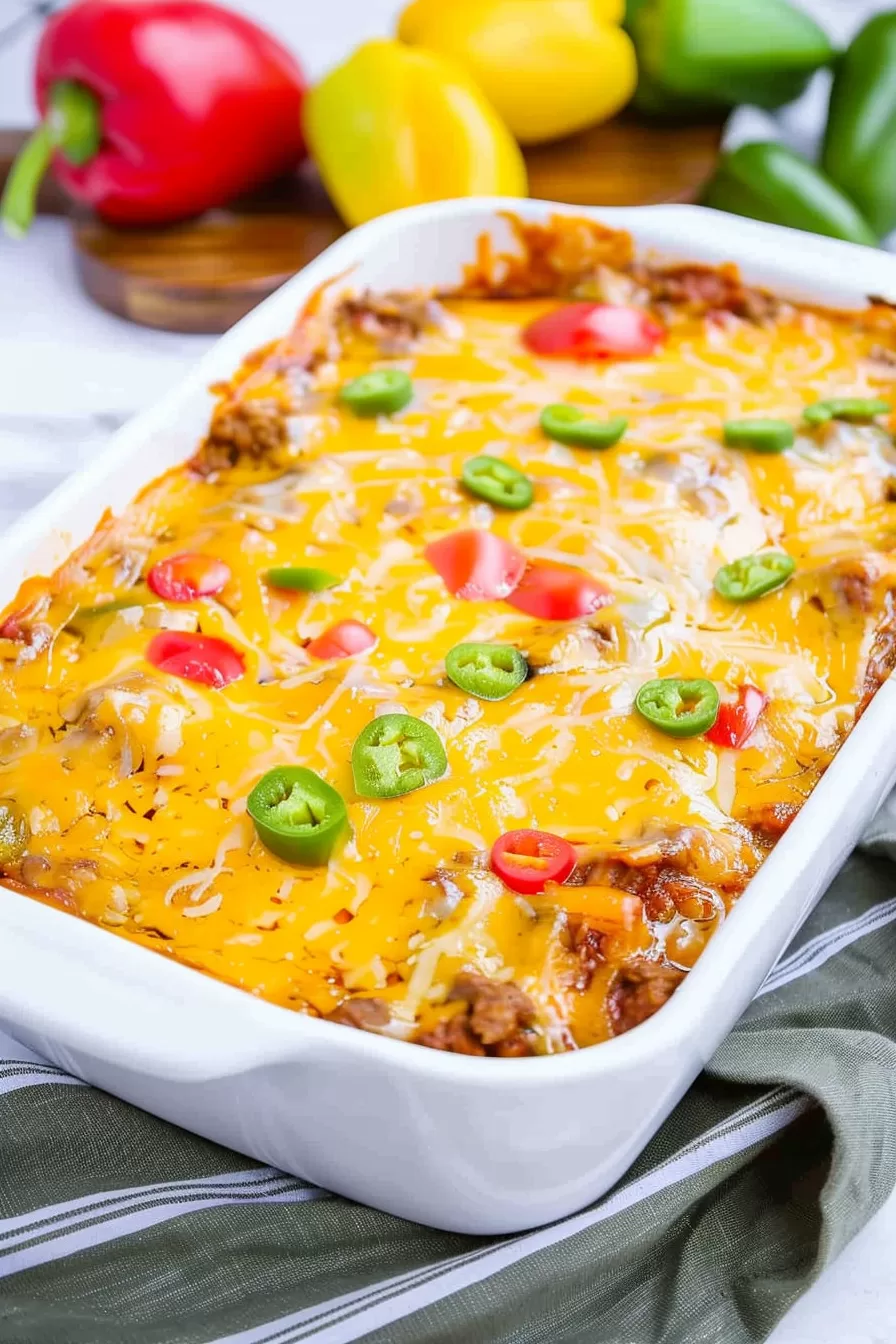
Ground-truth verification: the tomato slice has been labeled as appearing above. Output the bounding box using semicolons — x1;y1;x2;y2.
306;619;377;660
491;829;577;896
522;303;665;360
704;684;768;749
505;562;613;621
146;632;244;688
147;553;231;603
425;529;526;601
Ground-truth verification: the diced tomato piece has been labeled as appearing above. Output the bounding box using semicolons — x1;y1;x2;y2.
425;529;527;601
705;684;768;749
146;632;244;688
522;303;665;360
306;619;377;660
0;611;27;639
147;553;231;603
491;829;577;895
505;562;613;621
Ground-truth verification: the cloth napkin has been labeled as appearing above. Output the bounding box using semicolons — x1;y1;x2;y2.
2;789;896;1344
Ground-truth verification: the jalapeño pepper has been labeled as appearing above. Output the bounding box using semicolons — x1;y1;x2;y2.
714;552;795;602
635;677;720;738
701;142;878;248
247;767;348;865
803;398;891;426
339;370;413;417
723;417;795;454
461;456;533;511
540;404;628;450
351;714;447;799
445;642;528;701
626;0;834;114
822;12;896;240
0;799;28;867
266;566;341;592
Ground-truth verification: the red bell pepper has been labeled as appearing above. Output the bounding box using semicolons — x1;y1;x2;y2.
1;0;306;237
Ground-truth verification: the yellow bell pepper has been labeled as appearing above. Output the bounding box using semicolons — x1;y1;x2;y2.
303;40;527;228
397;0;636;145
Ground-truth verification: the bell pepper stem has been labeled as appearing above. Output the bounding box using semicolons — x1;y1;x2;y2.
1;123;54;239
0;79;101;239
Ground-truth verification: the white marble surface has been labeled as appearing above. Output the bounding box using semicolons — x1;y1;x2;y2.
2;2;896;1339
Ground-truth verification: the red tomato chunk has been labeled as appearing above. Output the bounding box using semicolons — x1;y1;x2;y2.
522;303;665;360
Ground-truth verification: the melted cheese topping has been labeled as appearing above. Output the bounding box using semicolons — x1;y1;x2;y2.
2;279;896;1051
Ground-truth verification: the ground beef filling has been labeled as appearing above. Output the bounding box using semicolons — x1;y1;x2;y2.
325;998;390;1032
193;398;290;473
416;973;537;1057
607;962;686;1036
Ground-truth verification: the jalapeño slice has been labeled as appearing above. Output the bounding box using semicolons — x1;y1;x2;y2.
635;677;720;738
540;403;628;449
266;566;341;593
803;397;891;426
338;370;413;417
0;799;28;866
461;456;534;510
248;766;348;865
713;552;796;602
445;642;528;701
351;714;447;799
722;418;795;453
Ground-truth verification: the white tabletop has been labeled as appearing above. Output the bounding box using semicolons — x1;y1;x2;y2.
1;3;895;1339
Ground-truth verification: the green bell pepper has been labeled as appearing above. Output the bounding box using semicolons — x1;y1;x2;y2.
626;0;834;114
701;142;878;247
822;12;896;240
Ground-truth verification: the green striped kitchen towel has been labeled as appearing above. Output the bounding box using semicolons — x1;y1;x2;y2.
4;794;896;1344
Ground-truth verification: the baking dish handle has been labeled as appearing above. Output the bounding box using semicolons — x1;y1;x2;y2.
0;891;316;1082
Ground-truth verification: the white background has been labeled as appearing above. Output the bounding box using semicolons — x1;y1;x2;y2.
1;3;895;1339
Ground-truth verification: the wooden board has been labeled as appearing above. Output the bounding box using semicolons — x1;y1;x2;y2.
1;117;722;334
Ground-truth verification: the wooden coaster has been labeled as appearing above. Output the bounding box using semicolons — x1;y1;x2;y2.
2;117;722;334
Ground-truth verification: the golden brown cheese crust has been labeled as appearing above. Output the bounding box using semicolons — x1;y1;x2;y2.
2;215;896;1054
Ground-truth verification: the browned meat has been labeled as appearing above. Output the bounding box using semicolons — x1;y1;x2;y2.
642;263;780;323
858;590;896;718
339;291;447;354
736;802;800;846
193;398;289;473
417;972;537;1057
564;916;605;990
833;558;878;613
416;1015;487;1057
450;972;535;1045
607;961;685;1036
580;824;758;911
325;997;390;1032
460;213;634;298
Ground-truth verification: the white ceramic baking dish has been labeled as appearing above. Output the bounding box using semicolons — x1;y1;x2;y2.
2;198;896;1236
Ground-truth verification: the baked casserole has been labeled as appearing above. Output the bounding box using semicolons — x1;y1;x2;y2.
2;215;896;1057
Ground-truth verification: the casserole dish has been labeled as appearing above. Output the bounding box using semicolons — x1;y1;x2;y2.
2;198;896;1234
